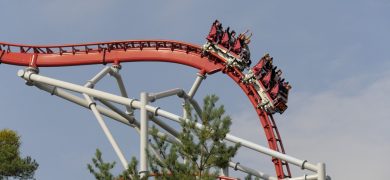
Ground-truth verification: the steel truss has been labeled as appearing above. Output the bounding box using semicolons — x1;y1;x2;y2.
17;66;329;180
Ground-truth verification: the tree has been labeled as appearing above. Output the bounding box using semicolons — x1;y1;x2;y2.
87;95;240;179
148;95;240;179
88;151;146;180
0;129;39;180
87;149;116;180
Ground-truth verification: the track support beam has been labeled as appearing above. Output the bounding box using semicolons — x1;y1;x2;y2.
140;92;149;177
17;68;330;179
188;72;206;99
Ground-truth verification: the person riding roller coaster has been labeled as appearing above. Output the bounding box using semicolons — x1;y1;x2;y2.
239;31;252;67
205;20;252;69
220;28;232;48
207;20;222;43
251;53;291;112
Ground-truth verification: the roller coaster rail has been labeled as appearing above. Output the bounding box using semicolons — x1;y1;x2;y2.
0;38;330;180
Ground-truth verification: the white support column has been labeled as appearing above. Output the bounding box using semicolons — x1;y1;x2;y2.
150;116;179;137
83;94;129;169
220;167;229;177
287;174;318;180
188;72;206;99
110;66;134;115
148;88;184;102
32;82;136;127
82;67;129;170
182;100;188;120
85;66;112;88
139;92;149;177
317;163;326;180
229;162;276;180
96;98;136;125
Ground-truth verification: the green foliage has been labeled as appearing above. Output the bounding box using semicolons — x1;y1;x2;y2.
87;149;116;180
118;157;147;180
148;94;241;179
0;129;39;180
88;150;148;180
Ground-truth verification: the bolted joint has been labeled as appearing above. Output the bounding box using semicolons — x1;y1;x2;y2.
234;162;240;171
85;80;95;88
301;160;308;170
112;60;122;71
87;102;97;109
49;86;57;96
26;66;39;74
197;72;207;80
18;68;39;86
153;107;160;116
176;90;185;98
129;99;138;109
125;110;134;116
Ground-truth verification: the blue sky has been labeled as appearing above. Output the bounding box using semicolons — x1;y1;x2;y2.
0;1;389;179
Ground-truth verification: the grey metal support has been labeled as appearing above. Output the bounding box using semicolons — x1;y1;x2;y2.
139;92;149;177
83;94;129;169
151;108;319;172
150;116;179;137
229;161;276;180
286;174;318;180
220;167;229;177
110;66;134;115
18;69;329;180
148;88;184;102
96;98;136;125
85;66;112;88
317;163;326;180
32;82;135;127
188;72;206;99
83;67;129;170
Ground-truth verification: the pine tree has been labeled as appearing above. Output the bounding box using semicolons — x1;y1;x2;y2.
147;95;240;179
87;149;116;180
88;153;147;180
0;129;39;180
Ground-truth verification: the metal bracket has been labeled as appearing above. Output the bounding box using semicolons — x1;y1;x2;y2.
234;162;240;171
301;160;308;170
0;50;5;64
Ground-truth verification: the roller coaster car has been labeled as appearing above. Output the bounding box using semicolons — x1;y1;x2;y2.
242;69;289;114
202;41;249;71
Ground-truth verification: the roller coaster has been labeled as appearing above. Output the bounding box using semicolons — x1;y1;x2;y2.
0;21;329;179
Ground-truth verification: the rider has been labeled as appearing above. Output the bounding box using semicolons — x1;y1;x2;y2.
216;22;223;43
240;31;252;67
221;27;231;48
261;70;272;89
240;41;251;66
253;57;266;79
270;82;280;100
207;20;219;42
231;32;242;54
228;30;236;50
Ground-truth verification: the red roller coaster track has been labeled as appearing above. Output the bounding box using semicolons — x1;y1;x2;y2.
0;40;291;178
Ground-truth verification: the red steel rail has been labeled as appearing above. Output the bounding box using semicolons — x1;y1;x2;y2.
0;40;291;178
